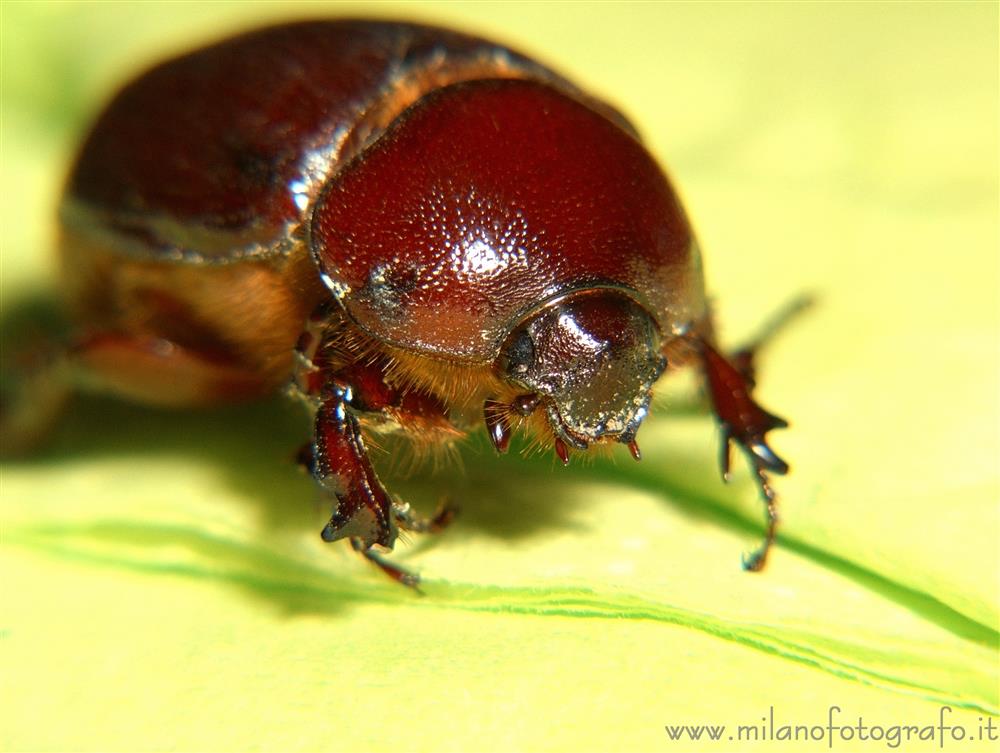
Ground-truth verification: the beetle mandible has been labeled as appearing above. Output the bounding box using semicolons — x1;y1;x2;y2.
53;20;792;585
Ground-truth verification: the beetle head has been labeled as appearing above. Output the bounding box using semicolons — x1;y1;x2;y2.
497;291;666;450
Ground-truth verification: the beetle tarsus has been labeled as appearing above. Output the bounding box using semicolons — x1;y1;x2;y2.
350;537;422;592
699;338;789;570
741;468;779;572
393;498;457;534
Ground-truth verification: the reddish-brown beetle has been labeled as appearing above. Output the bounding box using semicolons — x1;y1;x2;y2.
50;20;791;585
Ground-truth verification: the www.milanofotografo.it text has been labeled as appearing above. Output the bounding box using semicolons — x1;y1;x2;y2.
664;706;998;749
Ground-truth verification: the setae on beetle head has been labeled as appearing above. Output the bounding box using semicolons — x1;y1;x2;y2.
496;290;666;452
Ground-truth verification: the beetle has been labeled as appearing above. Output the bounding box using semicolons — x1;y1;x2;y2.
50;19;791;585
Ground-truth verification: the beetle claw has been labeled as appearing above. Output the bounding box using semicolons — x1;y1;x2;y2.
747;438;789;475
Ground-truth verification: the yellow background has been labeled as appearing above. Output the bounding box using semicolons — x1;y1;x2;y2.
2;2;997;751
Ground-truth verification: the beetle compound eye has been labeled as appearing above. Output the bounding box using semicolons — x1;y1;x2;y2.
500;329;536;379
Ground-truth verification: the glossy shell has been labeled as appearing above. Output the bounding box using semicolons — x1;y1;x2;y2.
311;78;704;361
61;19;706;376
63;20;559;260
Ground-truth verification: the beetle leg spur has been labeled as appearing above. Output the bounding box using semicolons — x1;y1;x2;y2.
291;307;456;588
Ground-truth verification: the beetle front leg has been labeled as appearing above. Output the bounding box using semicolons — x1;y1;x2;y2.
311;392;458;587
313;389;397;548
698;339;789;571
311;388;423;587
